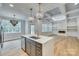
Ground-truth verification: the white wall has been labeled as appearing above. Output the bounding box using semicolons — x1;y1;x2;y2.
25;21;29;34
21;20;25;34
35;20;42;35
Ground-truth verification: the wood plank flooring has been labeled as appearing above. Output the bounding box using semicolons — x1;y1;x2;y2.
54;36;79;56
0;39;28;56
1;36;79;56
0;49;28;56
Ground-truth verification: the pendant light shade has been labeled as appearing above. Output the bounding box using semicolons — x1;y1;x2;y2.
36;12;43;19
29;8;34;21
10;14;18;26
36;3;43;20
29;17;34;21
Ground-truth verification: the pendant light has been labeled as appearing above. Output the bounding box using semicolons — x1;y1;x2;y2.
36;3;43;20
10;14;18;26
29;8;34;21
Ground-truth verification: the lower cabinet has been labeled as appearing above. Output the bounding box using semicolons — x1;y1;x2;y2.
25;38;42;56
36;42;42;56
30;43;36;56
36;46;42;56
22;36;53;56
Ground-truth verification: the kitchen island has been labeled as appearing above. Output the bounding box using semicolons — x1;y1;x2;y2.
21;35;54;56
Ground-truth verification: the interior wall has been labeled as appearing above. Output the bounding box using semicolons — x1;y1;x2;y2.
35;20;42;35
21;20;25;34
25;21;29;34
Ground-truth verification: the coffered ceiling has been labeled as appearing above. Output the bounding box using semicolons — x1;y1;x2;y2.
0;3;79;23
0;3;65;21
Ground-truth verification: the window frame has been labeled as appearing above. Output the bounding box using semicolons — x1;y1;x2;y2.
1;20;21;33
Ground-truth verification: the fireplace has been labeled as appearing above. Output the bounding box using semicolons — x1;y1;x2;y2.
58;31;66;33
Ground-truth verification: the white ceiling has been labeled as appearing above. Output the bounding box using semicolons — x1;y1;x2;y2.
0;3;65;21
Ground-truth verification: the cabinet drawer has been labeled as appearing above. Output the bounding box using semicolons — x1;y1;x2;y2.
30;40;36;45
36;47;42;56
36;42;42;48
36;47;42;51
30;44;36;56
36;50;42;56
26;39;36;45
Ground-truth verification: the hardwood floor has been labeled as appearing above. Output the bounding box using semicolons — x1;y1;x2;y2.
0;39;28;56
1;36;79;56
54;36;79;56
0;49;28;56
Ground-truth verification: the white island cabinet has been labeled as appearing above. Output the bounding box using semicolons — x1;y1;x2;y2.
21;35;54;56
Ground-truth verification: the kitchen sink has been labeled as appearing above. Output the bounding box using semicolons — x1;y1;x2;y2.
30;36;40;39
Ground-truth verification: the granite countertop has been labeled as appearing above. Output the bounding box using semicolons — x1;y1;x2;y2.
22;34;53;44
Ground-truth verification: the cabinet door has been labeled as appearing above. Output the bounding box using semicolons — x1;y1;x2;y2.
36;43;42;56
36;47;42;56
30;43;36;56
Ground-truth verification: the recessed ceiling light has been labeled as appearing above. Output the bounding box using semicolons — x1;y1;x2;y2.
9;4;14;7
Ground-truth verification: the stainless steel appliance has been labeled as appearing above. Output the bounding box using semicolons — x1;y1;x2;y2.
0;23;4;48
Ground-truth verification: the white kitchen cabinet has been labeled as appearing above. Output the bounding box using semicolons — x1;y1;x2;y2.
26;38;42;56
22;35;53;56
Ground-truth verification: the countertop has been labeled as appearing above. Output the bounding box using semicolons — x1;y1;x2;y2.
22;34;53;44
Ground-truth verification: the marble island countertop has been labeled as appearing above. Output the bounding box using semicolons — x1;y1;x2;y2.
22;34;53;44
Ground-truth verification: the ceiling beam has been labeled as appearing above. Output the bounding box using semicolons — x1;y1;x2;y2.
0;15;25;21
66;8;79;15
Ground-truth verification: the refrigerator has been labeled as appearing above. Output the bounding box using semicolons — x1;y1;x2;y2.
0;24;4;48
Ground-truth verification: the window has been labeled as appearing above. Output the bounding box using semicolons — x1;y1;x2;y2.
42;23;52;32
31;25;35;34
1;20;21;33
